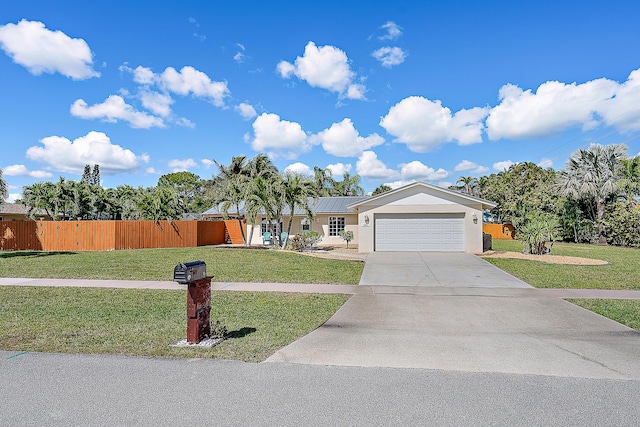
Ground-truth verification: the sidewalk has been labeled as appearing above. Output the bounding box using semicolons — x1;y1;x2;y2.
1;277;639;299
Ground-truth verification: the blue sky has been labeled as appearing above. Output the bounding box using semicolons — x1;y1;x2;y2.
2;1;640;202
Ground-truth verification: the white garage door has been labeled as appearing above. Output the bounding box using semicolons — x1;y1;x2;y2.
375;214;465;251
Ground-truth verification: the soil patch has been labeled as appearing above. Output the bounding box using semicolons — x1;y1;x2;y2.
479;250;609;266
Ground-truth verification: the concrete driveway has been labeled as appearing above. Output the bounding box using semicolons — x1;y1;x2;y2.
267;252;640;379
358;252;532;287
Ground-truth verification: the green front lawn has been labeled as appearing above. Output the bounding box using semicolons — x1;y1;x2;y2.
486;240;640;290
0;286;349;361
568;299;640;330
0;247;363;285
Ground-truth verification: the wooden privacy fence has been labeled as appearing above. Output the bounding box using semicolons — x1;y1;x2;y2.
483;223;516;240
0;220;226;251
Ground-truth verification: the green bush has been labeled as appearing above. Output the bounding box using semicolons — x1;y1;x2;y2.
289;231;323;251
517;213;559;255
604;200;640;247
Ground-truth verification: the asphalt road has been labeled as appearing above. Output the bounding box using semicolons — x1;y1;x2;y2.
2;350;639;426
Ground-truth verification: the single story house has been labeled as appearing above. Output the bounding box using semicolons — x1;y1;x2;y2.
0;202;51;221
202;181;496;253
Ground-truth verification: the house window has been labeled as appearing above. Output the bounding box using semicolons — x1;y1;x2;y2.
261;219;282;234
329;216;345;236
301;218;311;232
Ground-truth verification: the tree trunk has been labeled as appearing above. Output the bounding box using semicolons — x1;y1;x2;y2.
597;200;608;245
283;213;293;250
235;203;247;245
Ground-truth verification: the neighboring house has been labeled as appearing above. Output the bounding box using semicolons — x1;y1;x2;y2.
202;181;497;253
0;202;50;221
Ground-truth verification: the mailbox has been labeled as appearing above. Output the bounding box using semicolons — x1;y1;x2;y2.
173;261;207;284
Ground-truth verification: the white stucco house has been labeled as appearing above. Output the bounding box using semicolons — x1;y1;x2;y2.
347;181;496;253
202;181;496;253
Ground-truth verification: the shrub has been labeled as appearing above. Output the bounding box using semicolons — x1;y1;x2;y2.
338;230;354;248
604;200;640;247
517;213;559;255
289;231;323;251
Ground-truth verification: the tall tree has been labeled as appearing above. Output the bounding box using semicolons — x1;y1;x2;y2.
158;171;205;213
281;173;316;248
456;176;478;195
618;156;640;200
556;143;629;244
333;172;365;196
0;168;8;203
372;184;392;196
212;156;251;244
312;166;335;196
21;181;56;219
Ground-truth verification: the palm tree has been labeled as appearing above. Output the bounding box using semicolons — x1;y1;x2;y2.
281;173;316;248
22;181;56;219
619;156;640;200
0;168;8;203
456;176;478;195
313;166;335;196
212;156;251;244
334;172;365;196
246;175;284;246
557;143;628;244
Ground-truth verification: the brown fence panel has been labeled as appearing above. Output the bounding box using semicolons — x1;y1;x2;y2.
114;220;199;249
197;221;226;246
0;221;42;250
224;219;246;244
2;220;229;251
483;223;516;240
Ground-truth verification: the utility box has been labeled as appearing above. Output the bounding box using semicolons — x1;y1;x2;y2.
174;261;211;344
173;261;207;284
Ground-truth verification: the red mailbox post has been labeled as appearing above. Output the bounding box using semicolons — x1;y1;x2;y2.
174;261;211;344
186;277;211;343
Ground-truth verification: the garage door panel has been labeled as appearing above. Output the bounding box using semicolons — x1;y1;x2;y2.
375;215;464;252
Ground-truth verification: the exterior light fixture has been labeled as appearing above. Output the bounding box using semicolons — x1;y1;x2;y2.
472;213;478;224
364;214;370;226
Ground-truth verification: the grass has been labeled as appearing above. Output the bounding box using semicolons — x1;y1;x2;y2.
0;286;349;361
486;239;640;290
568;299;640;330
0;247;364;285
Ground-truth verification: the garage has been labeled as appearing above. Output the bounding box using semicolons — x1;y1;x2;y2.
375;213;465;251
348;181;496;254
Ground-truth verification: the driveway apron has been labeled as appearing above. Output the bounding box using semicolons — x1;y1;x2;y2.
267;252;640;379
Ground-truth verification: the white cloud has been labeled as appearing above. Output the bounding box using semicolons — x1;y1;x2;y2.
139;90;173;117
146;167;162;175
314;118;384;157
399;161;448;181
26;131;143;174
277;41;366;100
486;70;640;139
326;163;352;176
284;162;312;176
382;180;415;190
129;65;155;85
234;52;246;63
7;193;19;203
356;151;398;179
235;102;257;120
0;19;99;80
379;21;402;40
372;47;406;68
168;158;197;172
250;113;309;157
201;159;215;169
2;164;53;179
380;96;488;152
454;160;489;174
492;160;514;171
70;95;166;128
160;66;230;107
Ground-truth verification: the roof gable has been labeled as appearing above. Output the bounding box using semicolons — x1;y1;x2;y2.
347;181;496;210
